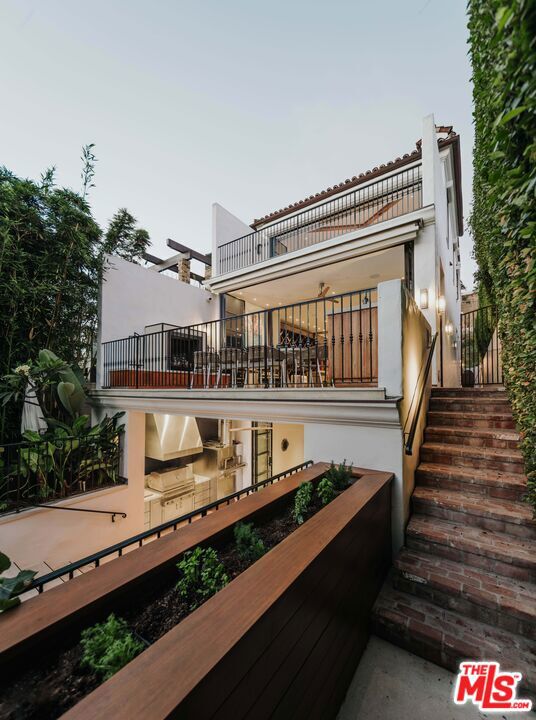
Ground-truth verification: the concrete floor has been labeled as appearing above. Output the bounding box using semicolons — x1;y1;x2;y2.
337;636;534;720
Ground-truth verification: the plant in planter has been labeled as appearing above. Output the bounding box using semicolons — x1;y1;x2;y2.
80;614;144;681
234;521;266;562
316;476;336;506
292;481;313;524
0;552;37;612
325;460;352;491
176;546;229;610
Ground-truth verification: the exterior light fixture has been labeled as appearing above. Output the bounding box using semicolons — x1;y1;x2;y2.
445;321;453;335
419;288;429;310
437;295;446;313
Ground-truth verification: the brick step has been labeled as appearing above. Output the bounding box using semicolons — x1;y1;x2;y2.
427;410;516;430
421;442;525;473
425;425;520;450
412;487;535;539
393;548;536;640
431;387;507;398
372;585;536;693
406;514;536;582
416;462;527;501
429;397;512;414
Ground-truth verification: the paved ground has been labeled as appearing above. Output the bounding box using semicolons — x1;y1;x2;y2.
337;636;534;720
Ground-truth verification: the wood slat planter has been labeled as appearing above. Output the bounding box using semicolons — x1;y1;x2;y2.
1;463;392;720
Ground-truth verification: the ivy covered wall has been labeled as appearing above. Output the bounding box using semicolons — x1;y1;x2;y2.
468;0;535;508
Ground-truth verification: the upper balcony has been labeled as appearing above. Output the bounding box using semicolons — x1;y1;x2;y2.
216;164;422;277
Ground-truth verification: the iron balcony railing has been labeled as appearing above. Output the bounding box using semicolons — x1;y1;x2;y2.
27;460;313;595
102;288;378;390
0;431;124;515
218;165;422;275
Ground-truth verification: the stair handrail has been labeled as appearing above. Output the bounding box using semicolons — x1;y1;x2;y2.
404;332;438;456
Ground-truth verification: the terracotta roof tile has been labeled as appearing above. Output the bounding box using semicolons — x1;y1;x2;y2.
251;132;459;229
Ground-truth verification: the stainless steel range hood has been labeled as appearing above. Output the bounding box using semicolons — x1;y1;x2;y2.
145;414;203;461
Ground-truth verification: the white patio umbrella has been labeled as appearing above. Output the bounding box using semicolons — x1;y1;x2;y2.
20;380;47;435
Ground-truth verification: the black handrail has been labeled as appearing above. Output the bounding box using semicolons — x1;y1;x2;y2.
28;460;314;595
404;333;437;456
18;504;127;522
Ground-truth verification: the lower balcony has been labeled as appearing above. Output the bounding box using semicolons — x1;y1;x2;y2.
101;287;378;390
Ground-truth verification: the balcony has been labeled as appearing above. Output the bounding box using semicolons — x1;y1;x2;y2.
101;288;378;390
217;165;422;275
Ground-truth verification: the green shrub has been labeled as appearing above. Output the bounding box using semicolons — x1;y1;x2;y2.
317;476;336;506
80;614;144;680
292;482;313;525
176;546;229;610
0;552;37;613
234;521;266;562
468;0;535;513
325;460;352;490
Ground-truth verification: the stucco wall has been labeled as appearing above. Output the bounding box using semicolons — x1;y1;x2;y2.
272;423;304;476
415;114;461;387
0;411;145;571
99;255;218;343
303;422;402;550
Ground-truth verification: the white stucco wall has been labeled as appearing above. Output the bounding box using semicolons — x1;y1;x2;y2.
415;114;461;387
0;411;145;572
304;422;403;551
272;422;304;476
212;203;253;274
99;255;218;344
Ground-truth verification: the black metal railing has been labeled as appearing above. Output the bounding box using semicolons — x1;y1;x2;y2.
0;432;124;515
102;288;378;389
217;165;422;274
27;460;313;595
404;333;437;455
461;306;503;386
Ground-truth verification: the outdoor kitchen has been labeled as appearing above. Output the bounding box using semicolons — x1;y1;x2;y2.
143;414;247;529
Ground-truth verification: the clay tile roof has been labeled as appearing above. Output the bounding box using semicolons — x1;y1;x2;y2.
251;146;422;228
251;132;461;230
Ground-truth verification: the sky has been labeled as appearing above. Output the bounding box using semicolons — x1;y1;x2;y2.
0;0;476;288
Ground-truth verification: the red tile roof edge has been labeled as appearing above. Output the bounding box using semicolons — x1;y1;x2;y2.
251;134;461;233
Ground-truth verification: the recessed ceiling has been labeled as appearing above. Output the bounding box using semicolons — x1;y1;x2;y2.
233;246;404;308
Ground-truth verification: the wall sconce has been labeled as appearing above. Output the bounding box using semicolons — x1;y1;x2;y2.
445;321;453;335
419;288;429;310
437;295;446;313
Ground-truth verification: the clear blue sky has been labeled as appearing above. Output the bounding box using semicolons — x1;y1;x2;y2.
1;0;476;288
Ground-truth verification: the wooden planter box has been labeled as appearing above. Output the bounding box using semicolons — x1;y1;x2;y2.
0;463;392;720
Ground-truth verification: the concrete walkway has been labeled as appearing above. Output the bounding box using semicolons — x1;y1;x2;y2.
337;636;534;720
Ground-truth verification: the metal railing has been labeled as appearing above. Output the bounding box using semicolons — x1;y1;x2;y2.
404;333;437;455
102;287;378;389
461;306;503;386
27;460;314;595
218;165;422;274
0;432;124;515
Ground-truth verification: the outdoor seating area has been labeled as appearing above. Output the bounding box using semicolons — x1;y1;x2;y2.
102;288;378;390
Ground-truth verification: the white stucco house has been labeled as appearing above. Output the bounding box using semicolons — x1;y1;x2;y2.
2;114;464;572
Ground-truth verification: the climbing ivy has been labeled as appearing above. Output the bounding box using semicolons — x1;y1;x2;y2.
468;0;535;510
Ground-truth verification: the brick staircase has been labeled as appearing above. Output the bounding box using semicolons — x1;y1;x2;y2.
373;387;536;694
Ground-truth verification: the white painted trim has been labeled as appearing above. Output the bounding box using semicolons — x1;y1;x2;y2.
92;389;401;428
206;209;433;294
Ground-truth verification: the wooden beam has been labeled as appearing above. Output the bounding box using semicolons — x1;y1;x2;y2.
167;239;211;266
